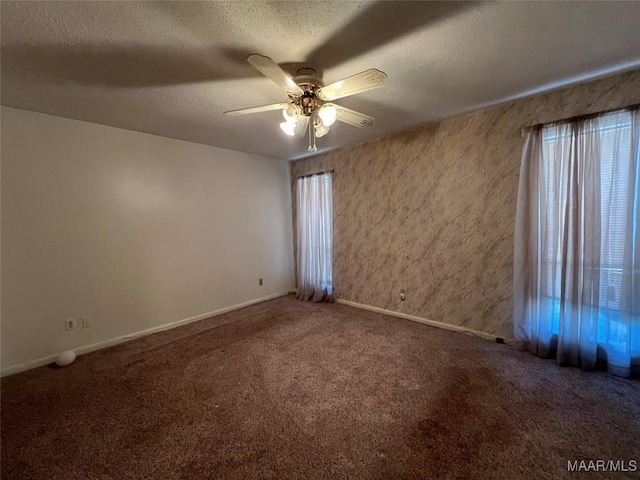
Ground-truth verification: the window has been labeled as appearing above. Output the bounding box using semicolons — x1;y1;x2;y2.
514;106;639;376
296;172;333;302
540;111;637;351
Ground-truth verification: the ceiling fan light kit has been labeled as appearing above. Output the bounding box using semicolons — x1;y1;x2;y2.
224;54;387;153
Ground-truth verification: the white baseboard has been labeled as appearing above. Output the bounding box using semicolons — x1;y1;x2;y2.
336;299;499;342
1;291;291;377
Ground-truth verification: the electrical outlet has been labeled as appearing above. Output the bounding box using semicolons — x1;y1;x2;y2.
81;316;93;328
65;318;77;331
259;278;263;286
400;289;406;301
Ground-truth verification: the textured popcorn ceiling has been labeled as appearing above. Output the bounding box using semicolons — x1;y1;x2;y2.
2;1;640;161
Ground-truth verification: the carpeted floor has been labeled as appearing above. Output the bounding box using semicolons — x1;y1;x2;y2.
2;296;639;479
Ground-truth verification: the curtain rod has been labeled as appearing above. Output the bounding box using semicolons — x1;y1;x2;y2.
296;169;334;179
521;103;640;137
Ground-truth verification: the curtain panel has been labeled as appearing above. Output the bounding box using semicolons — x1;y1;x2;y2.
296;173;334;302
514;107;640;377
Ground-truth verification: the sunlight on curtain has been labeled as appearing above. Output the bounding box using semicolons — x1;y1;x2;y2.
514;108;640;377
296;173;333;302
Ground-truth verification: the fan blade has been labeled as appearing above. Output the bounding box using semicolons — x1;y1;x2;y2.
318;69;387;101
247;54;303;95
334;104;375;128
294;115;310;138
224;103;284;117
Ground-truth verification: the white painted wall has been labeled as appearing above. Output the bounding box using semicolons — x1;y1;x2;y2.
1;106;295;372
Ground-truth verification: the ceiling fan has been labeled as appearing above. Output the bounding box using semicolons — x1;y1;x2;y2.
224;54;387;152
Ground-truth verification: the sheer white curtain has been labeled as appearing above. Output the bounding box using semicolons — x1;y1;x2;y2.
296;173;333;302
514;107;640;377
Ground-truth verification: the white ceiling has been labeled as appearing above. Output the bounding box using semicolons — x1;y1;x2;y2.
2;1;640;161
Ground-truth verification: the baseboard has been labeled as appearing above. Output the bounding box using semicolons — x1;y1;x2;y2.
1;291;291;377
336;299;499;342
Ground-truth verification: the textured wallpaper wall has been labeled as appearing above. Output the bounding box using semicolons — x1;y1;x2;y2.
290;69;640;340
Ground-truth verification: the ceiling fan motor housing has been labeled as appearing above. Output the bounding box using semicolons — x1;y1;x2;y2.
294;68;324;88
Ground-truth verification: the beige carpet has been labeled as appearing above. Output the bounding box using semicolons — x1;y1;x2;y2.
2;295;639;479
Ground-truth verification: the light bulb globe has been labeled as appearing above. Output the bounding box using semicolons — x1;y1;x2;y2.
282;104;299;123
315;123;329;138
318;104;337;126
280;121;296;137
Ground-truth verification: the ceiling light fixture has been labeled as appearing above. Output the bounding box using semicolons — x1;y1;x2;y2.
224;55;387;153
280;103;335;145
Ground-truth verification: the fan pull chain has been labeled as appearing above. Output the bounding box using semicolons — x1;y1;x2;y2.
308;117;317;152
